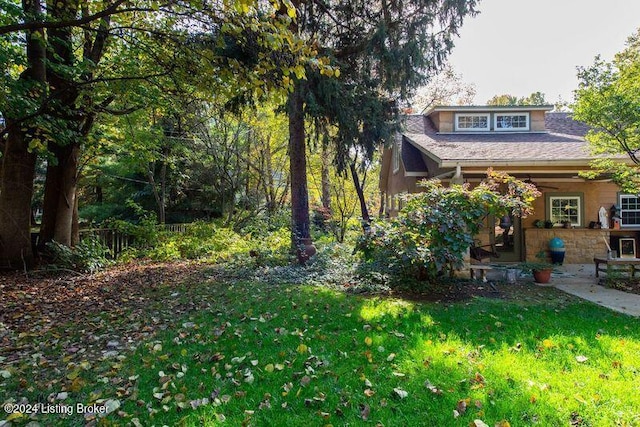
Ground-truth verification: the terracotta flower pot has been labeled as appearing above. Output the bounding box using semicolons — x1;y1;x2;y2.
533;268;552;284
296;238;316;264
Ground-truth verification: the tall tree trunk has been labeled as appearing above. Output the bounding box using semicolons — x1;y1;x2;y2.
52;143;79;245
160;157;167;224
349;162;371;230
147;165;165;224
0;125;38;268
288;80;312;248
321;143;331;212
0;0;46;268
38;0;82;249
71;195;80;246
38;146;61;249
39;142;79;248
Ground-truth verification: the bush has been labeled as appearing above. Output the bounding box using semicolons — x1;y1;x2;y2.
357;170;540;283
45;237;113;273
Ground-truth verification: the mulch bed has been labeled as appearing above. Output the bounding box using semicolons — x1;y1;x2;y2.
603;277;640;295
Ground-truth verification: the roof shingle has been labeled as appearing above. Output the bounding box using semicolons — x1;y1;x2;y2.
404;112;594;164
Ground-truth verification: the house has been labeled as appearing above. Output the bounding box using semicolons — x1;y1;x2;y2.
379;105;638;263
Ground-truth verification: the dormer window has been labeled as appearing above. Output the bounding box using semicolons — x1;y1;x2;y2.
455;113;490;131
495;112;530;131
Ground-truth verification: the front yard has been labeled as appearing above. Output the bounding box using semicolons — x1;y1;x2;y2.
1;261;639;426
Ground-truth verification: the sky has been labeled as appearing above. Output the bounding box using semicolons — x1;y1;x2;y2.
446;0;640;105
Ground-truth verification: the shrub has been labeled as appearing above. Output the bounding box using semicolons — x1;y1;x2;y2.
45;237;112;273
357;170;539;283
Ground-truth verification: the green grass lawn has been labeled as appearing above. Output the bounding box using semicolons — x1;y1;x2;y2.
2;269;640;426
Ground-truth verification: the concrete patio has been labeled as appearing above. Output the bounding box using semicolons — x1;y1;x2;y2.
485;263;640;317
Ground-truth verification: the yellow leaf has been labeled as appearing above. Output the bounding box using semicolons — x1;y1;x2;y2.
6;412;25;421
297;344;308;354
334;68;340;77
69;377;85;392
287;6;296;18
67;368;81;380
265;364;274;373
364;337;373;346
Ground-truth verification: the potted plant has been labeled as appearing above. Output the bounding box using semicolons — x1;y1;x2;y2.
519;251;554;284
533;219;545;229
544;220;554;229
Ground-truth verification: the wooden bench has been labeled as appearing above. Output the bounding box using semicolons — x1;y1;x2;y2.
593;256;640;278
470;263;493;282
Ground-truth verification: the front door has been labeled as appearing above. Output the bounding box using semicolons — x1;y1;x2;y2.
493;214;522;262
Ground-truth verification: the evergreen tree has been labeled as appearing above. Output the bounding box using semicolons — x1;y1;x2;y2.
285;0;478;259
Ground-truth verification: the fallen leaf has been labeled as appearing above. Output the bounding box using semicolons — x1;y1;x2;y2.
393;388;408;399
456;399;468;414
470;420;489;427
576;355;588;363
424;380;442;395
360;403;370;420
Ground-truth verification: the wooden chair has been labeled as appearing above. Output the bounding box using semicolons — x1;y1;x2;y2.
470;242;499;263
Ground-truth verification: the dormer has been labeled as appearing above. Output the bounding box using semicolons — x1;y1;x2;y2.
426;105;554;133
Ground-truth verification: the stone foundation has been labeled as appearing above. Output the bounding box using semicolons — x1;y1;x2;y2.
525;228;612;264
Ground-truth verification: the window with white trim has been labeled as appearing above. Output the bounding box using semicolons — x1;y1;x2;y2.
619;194;640;227
494;112;529;131
455;113;489;131
549;195;582;227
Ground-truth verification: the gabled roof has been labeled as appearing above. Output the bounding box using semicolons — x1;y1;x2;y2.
403;112;595;167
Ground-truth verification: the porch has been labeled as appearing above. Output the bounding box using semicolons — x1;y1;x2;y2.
524;228;640;264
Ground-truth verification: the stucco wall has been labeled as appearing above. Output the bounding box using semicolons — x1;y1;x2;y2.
530;110;546;131
524;181;620;228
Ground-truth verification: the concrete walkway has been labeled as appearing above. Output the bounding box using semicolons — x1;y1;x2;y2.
489;263;640;317
551;264;640;317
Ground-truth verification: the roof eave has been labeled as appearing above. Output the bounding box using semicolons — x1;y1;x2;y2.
427;105;555;114
440;159;595;168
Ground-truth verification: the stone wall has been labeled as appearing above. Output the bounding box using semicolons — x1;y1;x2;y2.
524;228;611;263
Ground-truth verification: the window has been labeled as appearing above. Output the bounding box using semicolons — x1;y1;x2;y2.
455;113;489;131
619;194;640;227
392;134;401;173
494;113;529;131
547;193;583;227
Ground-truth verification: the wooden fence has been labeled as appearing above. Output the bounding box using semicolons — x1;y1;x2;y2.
78;223;189;258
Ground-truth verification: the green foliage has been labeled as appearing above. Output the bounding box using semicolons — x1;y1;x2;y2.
573;29;640;192
45;237;112;273
108;213;160;249
358;170;540;282
14;279;639;426
519;251;554;273
146;222;266;263
486;91;548;106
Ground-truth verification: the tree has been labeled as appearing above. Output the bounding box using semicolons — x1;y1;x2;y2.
284;0;478;260
486;91;548;106
0;0;311;268
410;66;476;112
573;29;640;193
